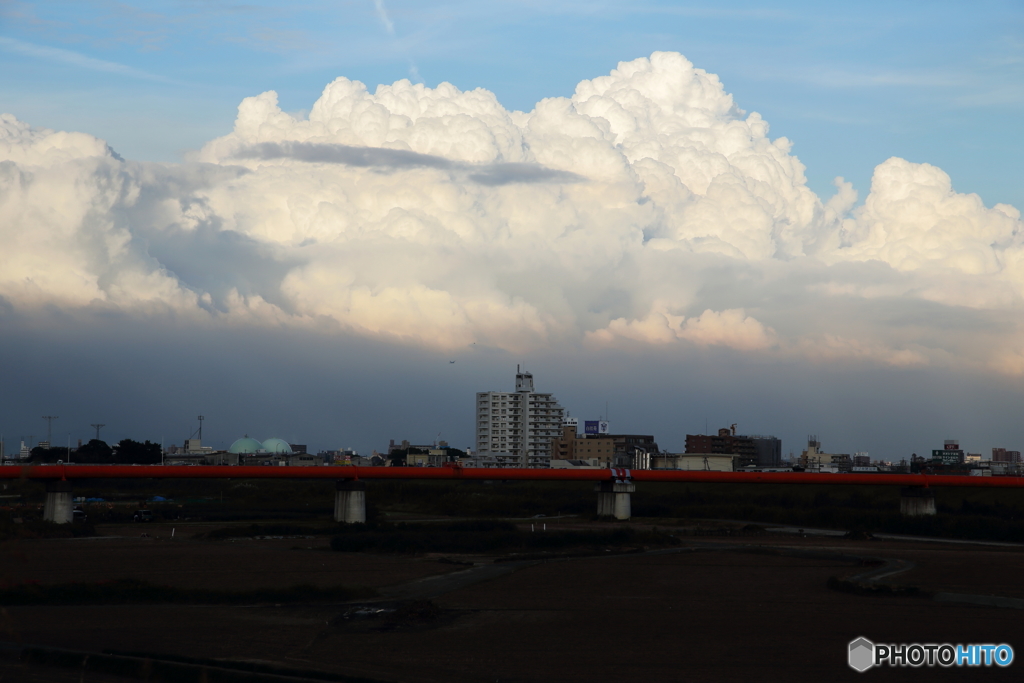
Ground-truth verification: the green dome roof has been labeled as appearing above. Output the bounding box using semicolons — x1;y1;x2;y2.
228;437;263;454
262;438;293;455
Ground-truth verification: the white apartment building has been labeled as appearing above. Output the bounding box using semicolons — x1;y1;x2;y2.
475;368;565;467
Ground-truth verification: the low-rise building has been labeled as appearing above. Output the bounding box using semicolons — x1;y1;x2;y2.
549;420;619;467
205;452;239;466
164;453;207;466
549;422;578;461
606;434;660;469
553;417;661;469
457;453;502;468
748;435;782;467
992;448;1022;463
932;440;965;465
407;449;448;467
651;453;737;472
686;427;757;468
570;436;617;466
798;437;851;471
549;458;603;469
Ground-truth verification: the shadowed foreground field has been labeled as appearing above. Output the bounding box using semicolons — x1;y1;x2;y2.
1;514;1023;682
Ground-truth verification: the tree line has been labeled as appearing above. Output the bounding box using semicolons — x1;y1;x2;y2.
28;439;162;464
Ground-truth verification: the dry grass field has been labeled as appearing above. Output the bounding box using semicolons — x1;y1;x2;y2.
1;516;1022;682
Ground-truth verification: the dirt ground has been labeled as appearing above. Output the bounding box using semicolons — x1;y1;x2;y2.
0;529;454;592
2;521;1023;682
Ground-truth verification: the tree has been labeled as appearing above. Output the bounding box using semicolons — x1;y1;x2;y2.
29;446;71;463
443;448;467;462
113;439;162;464
76;439;113;463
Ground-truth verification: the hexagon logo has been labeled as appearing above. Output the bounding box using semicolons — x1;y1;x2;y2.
849;637;875;672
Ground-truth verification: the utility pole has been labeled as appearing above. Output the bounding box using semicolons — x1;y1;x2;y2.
90;424;106;441
41;416;58;448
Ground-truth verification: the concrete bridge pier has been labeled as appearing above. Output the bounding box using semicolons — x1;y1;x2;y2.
900;486;936;516
596;481;635;520
335;480;367;524
43;481;73;524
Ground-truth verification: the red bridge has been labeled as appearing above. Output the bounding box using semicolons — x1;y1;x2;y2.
4;464;1024;486
4;464;1021;524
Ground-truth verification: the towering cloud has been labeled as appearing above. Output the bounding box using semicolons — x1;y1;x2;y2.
2;53;1022;371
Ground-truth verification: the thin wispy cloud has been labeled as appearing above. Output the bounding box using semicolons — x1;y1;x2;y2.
767;64;968;89
0;36;172;82
369;0;422;83
749;63;1024;108
373;0;396;36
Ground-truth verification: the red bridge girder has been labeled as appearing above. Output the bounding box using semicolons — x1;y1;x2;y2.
1;464;1023;488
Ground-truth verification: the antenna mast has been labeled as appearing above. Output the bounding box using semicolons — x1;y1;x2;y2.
90;424;105;441
41;416;58;448
197;415;205;441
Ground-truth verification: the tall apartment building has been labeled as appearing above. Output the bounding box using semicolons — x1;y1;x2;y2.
475;368;565;467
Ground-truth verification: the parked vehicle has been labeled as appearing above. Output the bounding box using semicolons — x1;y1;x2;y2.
133;509;153;522
72;509;87;523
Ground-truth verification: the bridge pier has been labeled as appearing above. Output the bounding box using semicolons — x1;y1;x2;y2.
43;481;73;524
335;480;366;524
595;481;634;520
900;487;936;516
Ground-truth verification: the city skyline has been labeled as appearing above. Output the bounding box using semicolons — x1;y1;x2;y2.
2;3;1023;463
3;361;1021;464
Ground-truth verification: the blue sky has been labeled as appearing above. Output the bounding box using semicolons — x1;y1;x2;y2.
2;1;1022;207
3;1;1024;458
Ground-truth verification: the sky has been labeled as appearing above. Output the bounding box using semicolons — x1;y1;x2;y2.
1;1;1023;460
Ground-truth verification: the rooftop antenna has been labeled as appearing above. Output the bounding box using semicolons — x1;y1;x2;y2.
41;416;58;447
197;415;205;441
90;424;105;441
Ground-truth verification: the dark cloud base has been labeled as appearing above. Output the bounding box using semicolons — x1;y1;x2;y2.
2;308;1023;460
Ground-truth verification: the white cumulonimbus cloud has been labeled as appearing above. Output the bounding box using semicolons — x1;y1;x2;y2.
2;52;1023;371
